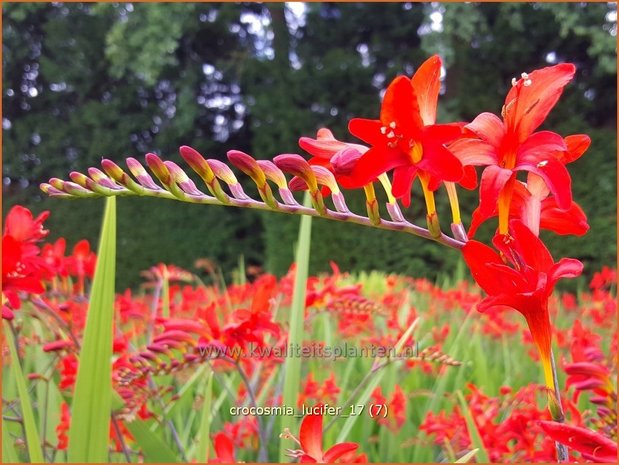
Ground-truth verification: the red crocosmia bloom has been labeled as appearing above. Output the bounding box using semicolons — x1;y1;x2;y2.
467;134;590;237
3;205;49;243
539;421;618;463
285;405;359;463
450;63;576;234
348;55;464;207
209;432;236;463
462;220;583;390
56;402;71;450
299;128;369;189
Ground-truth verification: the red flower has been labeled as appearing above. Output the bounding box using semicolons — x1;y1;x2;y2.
2;206;51;316
462;220;583;389
209;432;236;463
450;63;576;234
539;421;618;463
348;55;463;206
467;134;590;237
3;205;49;243
285;405;359;463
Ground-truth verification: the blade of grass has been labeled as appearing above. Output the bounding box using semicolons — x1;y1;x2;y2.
2;419;19;463
456;390;489;463
195;368;214;462
278;192;312;462
67;197;116;462
124;420;180;463
4;321;44;463
455;448;479;463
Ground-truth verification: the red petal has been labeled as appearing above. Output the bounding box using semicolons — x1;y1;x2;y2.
549;258;583;288
478;165;514;216
448;138;498;167
410;55;442;125
459;165;478;190
559;134;591;164
518;131;566;157
323;443;359;463
504;63;576;141
538;421;618;463
348;118;385;146
299;409;324;460
540;198;589;236
380;76;424;137
349;146;408;186
465;112;506;148
417;142;463;183
498;220;554;273
515;153;572;210
462;240;508;295
391;166;418;207
213;433;235;463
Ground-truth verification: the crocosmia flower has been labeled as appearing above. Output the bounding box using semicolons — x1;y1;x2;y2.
462;220;583;391
348;55;463;206
450;63;576;234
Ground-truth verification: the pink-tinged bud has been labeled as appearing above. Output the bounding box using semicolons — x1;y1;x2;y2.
257;160;288;189
126;157;162;190
178;147;230;203
43;340;74;352
179;146;216;182
207;159;248;199
137;351;158;362
227;150;267;187
227;150;278;208
160;318;205;334
145;153;171;185
164;161;203;196
184;353;199;362
88;167;120;190
565;362;610;378
146;343;171;354
311;165;340;194
331;147;363;176
28;373;47;381
153;330;196;344
288;176;308;192
68;171;90;188
101;159;124;180
273;154;319;192
332;192;350;213
40;183;68;197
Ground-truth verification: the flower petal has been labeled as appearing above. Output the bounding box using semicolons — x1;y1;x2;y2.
558;134;591;164
418;143;463;183
380;76;424;137
348;118;385;146
391;166;418;207
549;258;583;288
448;138;498;167
323;443;359;463
540;198;589;236
462;240;508;295
410;55;442;125
465;112;506;148
349;146;408;186
299;409;324;461
515;153;572;210
538;421;618;463
504;63;576;140
478;165;514;216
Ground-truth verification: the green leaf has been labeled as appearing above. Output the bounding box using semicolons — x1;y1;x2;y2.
124;420;180;463
195;368;214;461
278;192;312;462
2;418;20;463
67;197;117;462
456;390;489;463
4;321;44;463
455;448;479;463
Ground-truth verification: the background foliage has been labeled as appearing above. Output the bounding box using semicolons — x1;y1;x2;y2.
3;2;616;287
